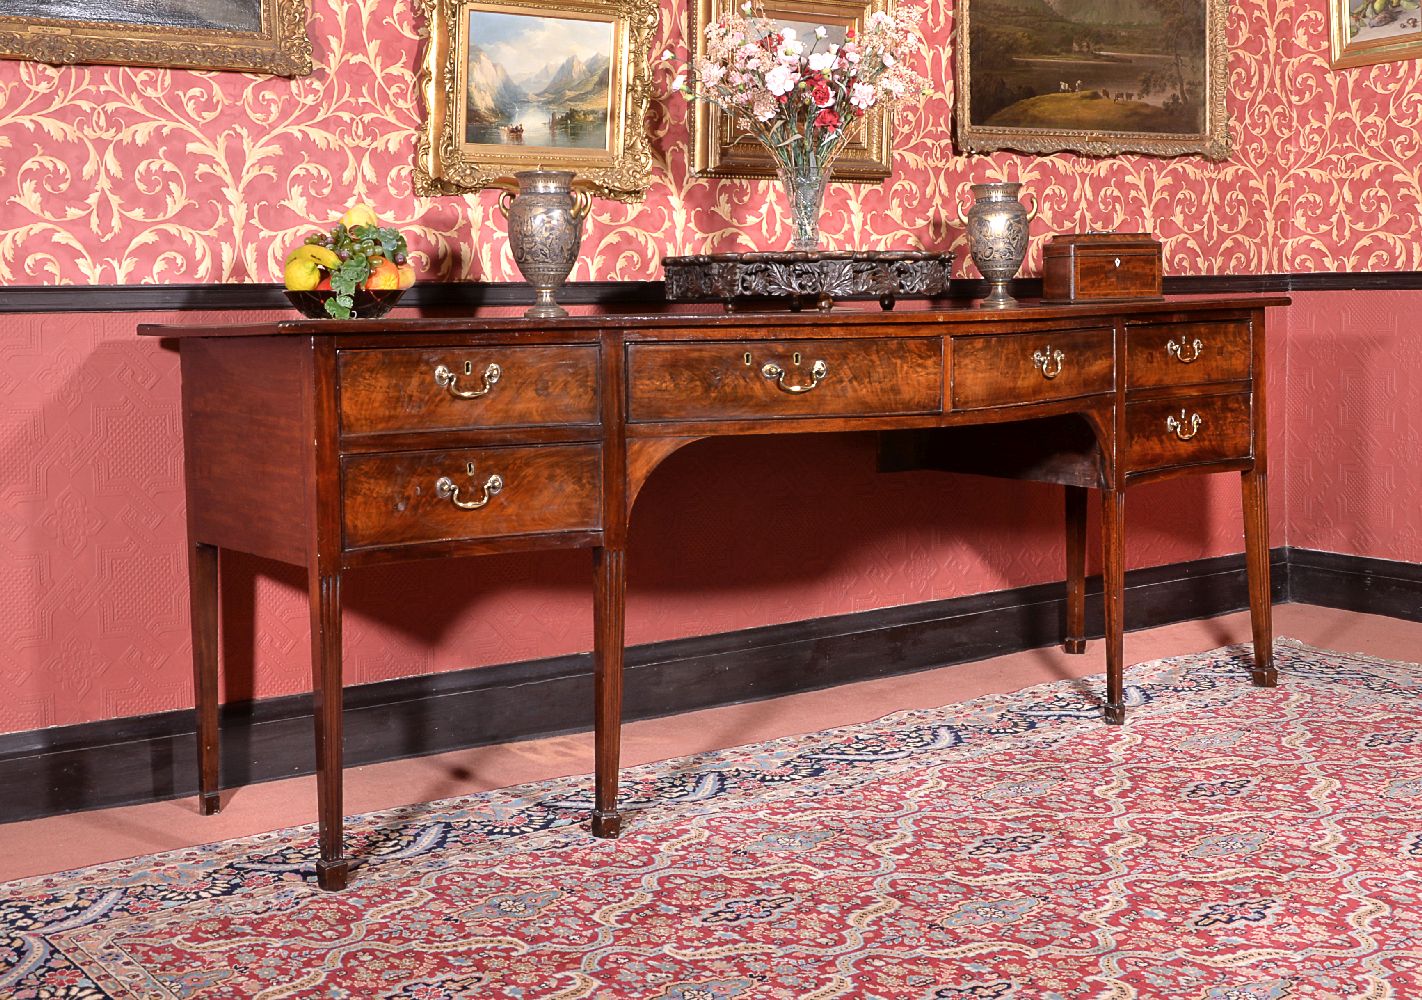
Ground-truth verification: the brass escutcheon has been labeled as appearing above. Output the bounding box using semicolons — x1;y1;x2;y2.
435;473;504;510
761;358;828;394
434;362;501;399
1166;410;1203;441
1032;347;1065;379
1166;337;1205;364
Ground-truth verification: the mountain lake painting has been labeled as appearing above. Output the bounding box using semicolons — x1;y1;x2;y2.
464;9;614;149
965;0;1207;134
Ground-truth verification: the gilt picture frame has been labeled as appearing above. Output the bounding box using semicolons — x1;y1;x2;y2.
0;0;312;76
415;0;656;202
690;0;893;182
954;0;1230;160
1329;0;1422;69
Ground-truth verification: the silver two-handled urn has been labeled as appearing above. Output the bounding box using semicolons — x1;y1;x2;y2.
496;169;594;320
961;181;1038;309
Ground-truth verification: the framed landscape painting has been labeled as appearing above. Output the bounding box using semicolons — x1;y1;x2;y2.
415;0;656;202
0;0;311;76
1330;0;1422;68
954;0;1230;159
690;0;893;182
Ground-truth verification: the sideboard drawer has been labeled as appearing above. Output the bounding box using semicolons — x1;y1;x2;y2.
625;338;941;423
1126;320;1251;389
951;328;1114;409
343;444;601;549
339;346;600;435
1126;392;1251;474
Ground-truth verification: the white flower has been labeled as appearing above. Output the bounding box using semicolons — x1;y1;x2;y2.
741;1;751;10
661;49;674;61
815;25;827;38
850;82;876;108
672;73;687;91
779;38;804;61
765;63;798;96
842;43;860;64
882;51;896;66
781;27;798;42
808;49;837;72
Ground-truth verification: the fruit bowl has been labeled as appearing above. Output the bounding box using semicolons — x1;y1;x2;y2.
284;288;405;320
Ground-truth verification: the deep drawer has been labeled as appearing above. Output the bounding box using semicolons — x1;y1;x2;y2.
951;328;1114;409
1126;392;1251;474
1126;320;1251;389
338;346;599;435
625;338;942;422
343;444;601;549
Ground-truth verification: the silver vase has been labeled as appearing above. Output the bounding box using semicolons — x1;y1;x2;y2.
960;181;1038;309
496;169;593;320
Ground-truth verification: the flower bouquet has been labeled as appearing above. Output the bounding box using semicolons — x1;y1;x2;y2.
671;2;926;250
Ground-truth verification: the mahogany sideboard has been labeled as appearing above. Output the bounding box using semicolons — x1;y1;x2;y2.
142;295;1287;891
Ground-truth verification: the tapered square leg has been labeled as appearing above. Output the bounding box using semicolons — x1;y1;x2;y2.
1101;489;1126;725
591;546;626;838
1242;469;1276;688
1064;485;1088;654
189;542;222;814
309;567;348;886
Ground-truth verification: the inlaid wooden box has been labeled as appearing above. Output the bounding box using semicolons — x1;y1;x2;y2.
1041;233;1163;304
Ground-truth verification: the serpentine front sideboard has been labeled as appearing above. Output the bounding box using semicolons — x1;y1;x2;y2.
142;294;1287;891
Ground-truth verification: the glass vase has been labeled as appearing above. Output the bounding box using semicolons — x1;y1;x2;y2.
775;159;829;252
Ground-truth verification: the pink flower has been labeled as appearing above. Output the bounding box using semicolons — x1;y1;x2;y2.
765;64;797;96
850;82;875;109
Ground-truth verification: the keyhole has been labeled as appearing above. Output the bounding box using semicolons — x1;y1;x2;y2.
1113;257;1121;268
466;461;476;476
793;352;802;365
743;352;752;365
463;361;473;375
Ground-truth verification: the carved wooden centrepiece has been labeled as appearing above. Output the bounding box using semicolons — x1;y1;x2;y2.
662;250;955;311
144;294;1285;892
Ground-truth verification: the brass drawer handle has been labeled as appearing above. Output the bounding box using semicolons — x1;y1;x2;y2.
435;473;504;510
761;358;828;394
1166;410;1203;441
1032;347;1065;380
434;362;501;399
1166;337;1204;364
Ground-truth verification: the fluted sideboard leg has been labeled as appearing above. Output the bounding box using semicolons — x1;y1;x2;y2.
1242;469;1276;687
1064;485;1088;655
308;566;348;891
1101;489;1127;725
189;541;221;816
591;545;626;838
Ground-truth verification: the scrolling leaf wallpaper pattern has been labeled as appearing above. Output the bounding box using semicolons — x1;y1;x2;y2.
0;0;1417;284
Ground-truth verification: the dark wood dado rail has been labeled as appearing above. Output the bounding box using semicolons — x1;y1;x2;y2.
142;294;1288;891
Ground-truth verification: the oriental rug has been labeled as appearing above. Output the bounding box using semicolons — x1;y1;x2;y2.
3;640;1422;999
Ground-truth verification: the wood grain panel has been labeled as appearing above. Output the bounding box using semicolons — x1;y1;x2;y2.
952;328;1114;409
181;335;311;564
1126;320;1251;389
339;345;599;435
626;338;941;422
343;444;601;549
1126;392;1252;475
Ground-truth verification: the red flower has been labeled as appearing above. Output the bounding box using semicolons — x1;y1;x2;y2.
811;79;833;107
815;108;842;130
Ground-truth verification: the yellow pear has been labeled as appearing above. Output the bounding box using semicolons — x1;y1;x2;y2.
339;203;379;231
284;244;340;291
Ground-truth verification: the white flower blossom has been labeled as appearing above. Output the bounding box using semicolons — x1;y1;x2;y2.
765;63;798;95
815;25;827;38
672;73;687;91
850;82;876;109
808;50;837;72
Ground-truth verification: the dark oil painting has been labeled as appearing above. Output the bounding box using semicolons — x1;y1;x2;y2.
967;0;1207;135
4;0;261;33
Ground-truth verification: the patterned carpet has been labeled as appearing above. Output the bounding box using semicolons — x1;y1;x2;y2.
3;640;1421;999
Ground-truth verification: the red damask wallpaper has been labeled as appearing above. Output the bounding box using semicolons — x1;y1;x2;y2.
0;0;1415;735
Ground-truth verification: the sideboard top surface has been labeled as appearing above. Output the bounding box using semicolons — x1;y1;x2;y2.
138;294;1291;340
